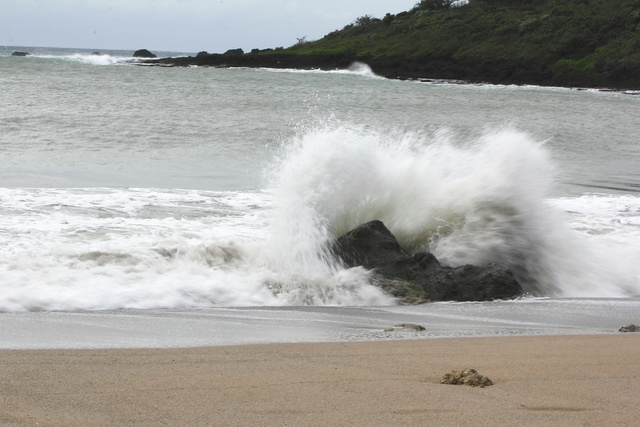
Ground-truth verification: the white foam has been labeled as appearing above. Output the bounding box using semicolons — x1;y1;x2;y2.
266;124;640;297
69;53;125;65
0;187;392;311
33;53;129;66
257;62;381;78
1;126;638;312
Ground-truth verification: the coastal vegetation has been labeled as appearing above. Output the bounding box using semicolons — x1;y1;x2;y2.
151;0;640;89
285;0;640;88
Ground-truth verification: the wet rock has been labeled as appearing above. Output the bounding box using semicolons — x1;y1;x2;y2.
136;52;359;72
383;323;426;332
619;324;640;333
133;49;157;58
441;368;493;387
333;220;522;303
11;51;29;56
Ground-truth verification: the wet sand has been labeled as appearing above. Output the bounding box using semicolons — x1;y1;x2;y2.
2;334;639;426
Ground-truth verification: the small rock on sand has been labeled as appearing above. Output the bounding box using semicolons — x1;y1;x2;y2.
383;323;426;332
619;324;640;333
441;368;493;387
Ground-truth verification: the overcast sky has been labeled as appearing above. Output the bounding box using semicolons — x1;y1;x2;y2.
3;0;419;53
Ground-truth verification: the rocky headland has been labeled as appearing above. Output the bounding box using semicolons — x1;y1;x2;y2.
138;0;640;90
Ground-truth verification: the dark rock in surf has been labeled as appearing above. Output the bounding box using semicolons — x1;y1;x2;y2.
12;51;29;56
333;220;522;303
619;324;640;333
133;49;157;58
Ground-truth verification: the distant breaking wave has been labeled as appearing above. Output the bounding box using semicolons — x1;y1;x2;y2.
65;53;127;66
3;47;191;66
257;62;380;78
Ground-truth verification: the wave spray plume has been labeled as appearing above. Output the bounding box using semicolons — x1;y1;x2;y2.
266;124;639;297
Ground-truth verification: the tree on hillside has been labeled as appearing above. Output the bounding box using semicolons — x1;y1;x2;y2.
416;0;456;10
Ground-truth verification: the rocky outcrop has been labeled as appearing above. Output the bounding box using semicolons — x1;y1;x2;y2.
223;48;244;56
11;51;29;56
137;51;359;72
134;49;640;90
333;220;522;303
133;49;157;58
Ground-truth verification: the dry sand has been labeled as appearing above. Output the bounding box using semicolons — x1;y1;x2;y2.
2;334;639;426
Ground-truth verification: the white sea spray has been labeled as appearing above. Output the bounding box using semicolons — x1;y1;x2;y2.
1;54;639;312
265;124;640;297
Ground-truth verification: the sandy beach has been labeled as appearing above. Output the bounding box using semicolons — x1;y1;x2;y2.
2;334;639;426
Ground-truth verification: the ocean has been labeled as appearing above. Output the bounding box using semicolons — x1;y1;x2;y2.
1;47;639;348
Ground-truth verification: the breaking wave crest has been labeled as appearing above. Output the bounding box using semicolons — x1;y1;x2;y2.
1;124;639;312
267;124;640;297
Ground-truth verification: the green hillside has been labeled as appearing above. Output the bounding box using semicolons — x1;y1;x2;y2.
281;0;640;88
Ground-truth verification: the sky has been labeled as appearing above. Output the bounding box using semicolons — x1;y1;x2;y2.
2;0;419;54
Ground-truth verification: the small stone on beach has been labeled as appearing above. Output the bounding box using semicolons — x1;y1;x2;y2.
441;368;493;387
619;324;640;333
383;323;426;332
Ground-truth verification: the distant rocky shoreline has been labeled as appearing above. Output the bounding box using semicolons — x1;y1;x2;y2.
137;49;640;91
138;49;358;73
10;46;636;91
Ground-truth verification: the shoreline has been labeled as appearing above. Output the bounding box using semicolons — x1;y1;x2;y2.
3;334;639;425
3;299;640;349
138;52;640;92
7;47;639;93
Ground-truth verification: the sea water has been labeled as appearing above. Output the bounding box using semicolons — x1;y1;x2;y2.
1;47;639;348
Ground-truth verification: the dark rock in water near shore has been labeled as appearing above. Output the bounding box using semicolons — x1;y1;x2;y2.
12;51;29;56
334;220;522;303
619;324;640;333
133;49;157;58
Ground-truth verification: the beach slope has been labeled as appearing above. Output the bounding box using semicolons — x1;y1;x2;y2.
2;334;639;425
